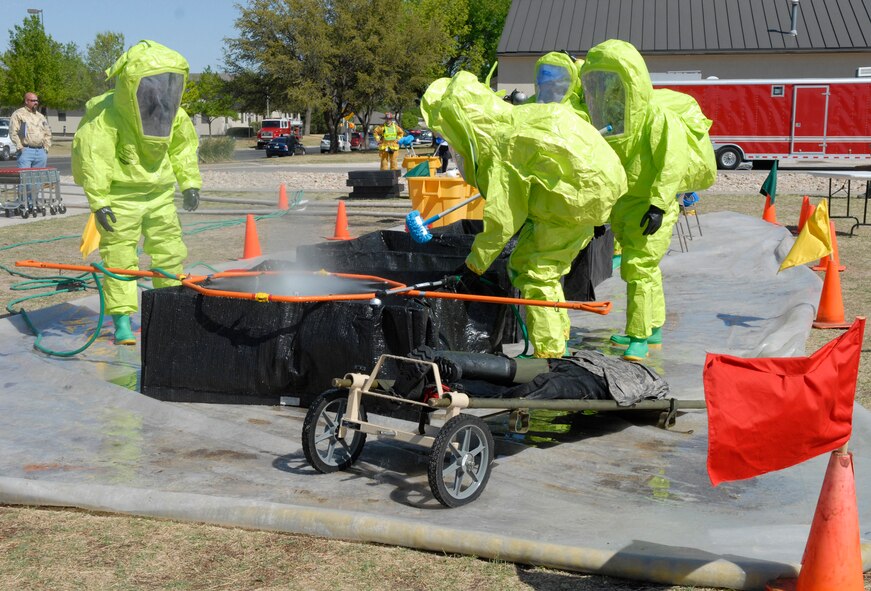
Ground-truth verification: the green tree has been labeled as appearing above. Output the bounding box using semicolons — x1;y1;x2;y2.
223;68;273;116
225;0;446;153
0;15;92;110
85;31;126;94
413;0;510;80
183;67;238;136
454;0;511;79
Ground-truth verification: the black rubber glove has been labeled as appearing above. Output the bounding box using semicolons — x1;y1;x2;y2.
95;207;116;232
593;225;607;239
444;263;480;291
182;188;200;212
640;205;665;236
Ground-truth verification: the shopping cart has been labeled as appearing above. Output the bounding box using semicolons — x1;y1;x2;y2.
0;167;65;218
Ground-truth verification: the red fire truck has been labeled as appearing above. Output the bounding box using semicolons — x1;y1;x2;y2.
256;116;303;149
654;78;871;169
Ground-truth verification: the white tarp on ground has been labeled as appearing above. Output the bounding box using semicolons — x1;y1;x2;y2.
0;212;868;590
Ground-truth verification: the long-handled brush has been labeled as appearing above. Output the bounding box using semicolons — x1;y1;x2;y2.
405;193;482;243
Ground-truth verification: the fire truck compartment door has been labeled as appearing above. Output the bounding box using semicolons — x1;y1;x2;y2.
791;85;829;155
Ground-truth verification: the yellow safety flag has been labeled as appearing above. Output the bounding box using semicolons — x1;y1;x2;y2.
80;213;100;259
778;199;832;272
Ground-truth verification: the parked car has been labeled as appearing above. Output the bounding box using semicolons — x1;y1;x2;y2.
265;136;305;157
415;130;433;146
350;132;362;150
0;127;17;161
367;134;378;150
320;133;351;153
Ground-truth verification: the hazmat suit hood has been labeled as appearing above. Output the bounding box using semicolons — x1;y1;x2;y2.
580;39;650;157
107;40;189;157
581;39;697;207
534;52;581;105
421;71;512;188
531;52;589;122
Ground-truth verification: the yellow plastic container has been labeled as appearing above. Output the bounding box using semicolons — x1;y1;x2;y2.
407;177;483;228
401;156;440;175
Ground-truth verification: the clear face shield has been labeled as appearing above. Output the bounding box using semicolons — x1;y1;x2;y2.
447;144;467;181
535;63;572;104
581;71;626;136
136;72;185;137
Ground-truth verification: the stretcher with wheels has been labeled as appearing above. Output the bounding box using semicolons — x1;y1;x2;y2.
301;354;706;508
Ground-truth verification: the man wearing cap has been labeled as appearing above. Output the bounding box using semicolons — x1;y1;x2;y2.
373;112;404;170
10;92;52;212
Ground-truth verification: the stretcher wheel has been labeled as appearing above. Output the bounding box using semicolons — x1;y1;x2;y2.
302;388;367;473
40;207;46;217
49;206;57;215
21;208;29;219
4;209;10;218
427;414;494;507
58;204;67;214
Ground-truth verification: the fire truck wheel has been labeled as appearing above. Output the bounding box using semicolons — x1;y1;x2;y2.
716;147;741;170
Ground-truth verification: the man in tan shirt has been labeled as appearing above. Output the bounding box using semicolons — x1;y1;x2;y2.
9;92;52;211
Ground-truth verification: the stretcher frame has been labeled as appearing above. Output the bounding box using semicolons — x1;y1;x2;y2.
301;353;707;508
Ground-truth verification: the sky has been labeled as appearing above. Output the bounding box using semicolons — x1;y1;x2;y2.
2;0;241;72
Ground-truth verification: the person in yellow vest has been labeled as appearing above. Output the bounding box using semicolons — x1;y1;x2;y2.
373;112;404;170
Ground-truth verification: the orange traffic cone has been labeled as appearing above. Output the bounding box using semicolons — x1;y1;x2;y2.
278;183;289;210
812;220;846;272
812;257;851;329
796;196;811;234
326;200;352;241
762;195;779;224
764;451;864;591
242;214;262;259
797;450;864;590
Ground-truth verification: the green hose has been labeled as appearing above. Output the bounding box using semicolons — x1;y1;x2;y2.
1;213;285;357
8;262;139;357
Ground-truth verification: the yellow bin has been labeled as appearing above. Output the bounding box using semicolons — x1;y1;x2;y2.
402;156;440;175
407;177;483;228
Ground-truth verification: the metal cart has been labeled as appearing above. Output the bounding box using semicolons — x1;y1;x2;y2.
0;167;65;218
301;354;707;508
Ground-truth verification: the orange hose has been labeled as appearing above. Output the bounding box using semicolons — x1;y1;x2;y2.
15;259;610;313
15;260;402;303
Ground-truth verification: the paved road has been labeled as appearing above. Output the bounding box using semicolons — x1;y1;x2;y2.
45;146;341;177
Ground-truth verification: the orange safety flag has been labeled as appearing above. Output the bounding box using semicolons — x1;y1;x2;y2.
80;213;100;259
703;317;864;486
778;199;832;272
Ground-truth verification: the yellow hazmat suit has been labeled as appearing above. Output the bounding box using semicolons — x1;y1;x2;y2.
580;40;716;360
72;40;202;344
422;71;627;358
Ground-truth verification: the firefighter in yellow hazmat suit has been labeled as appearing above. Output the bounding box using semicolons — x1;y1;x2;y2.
531;51;590;124
580;40;716;361
72;40;202;345
373;112;404;170
421;71;627;358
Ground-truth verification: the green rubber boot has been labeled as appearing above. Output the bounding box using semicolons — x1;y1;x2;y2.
610;326;662;348
112;314;136;345
623;337;649;361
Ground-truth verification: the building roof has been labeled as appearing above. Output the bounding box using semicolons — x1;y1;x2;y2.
497;0;871;55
